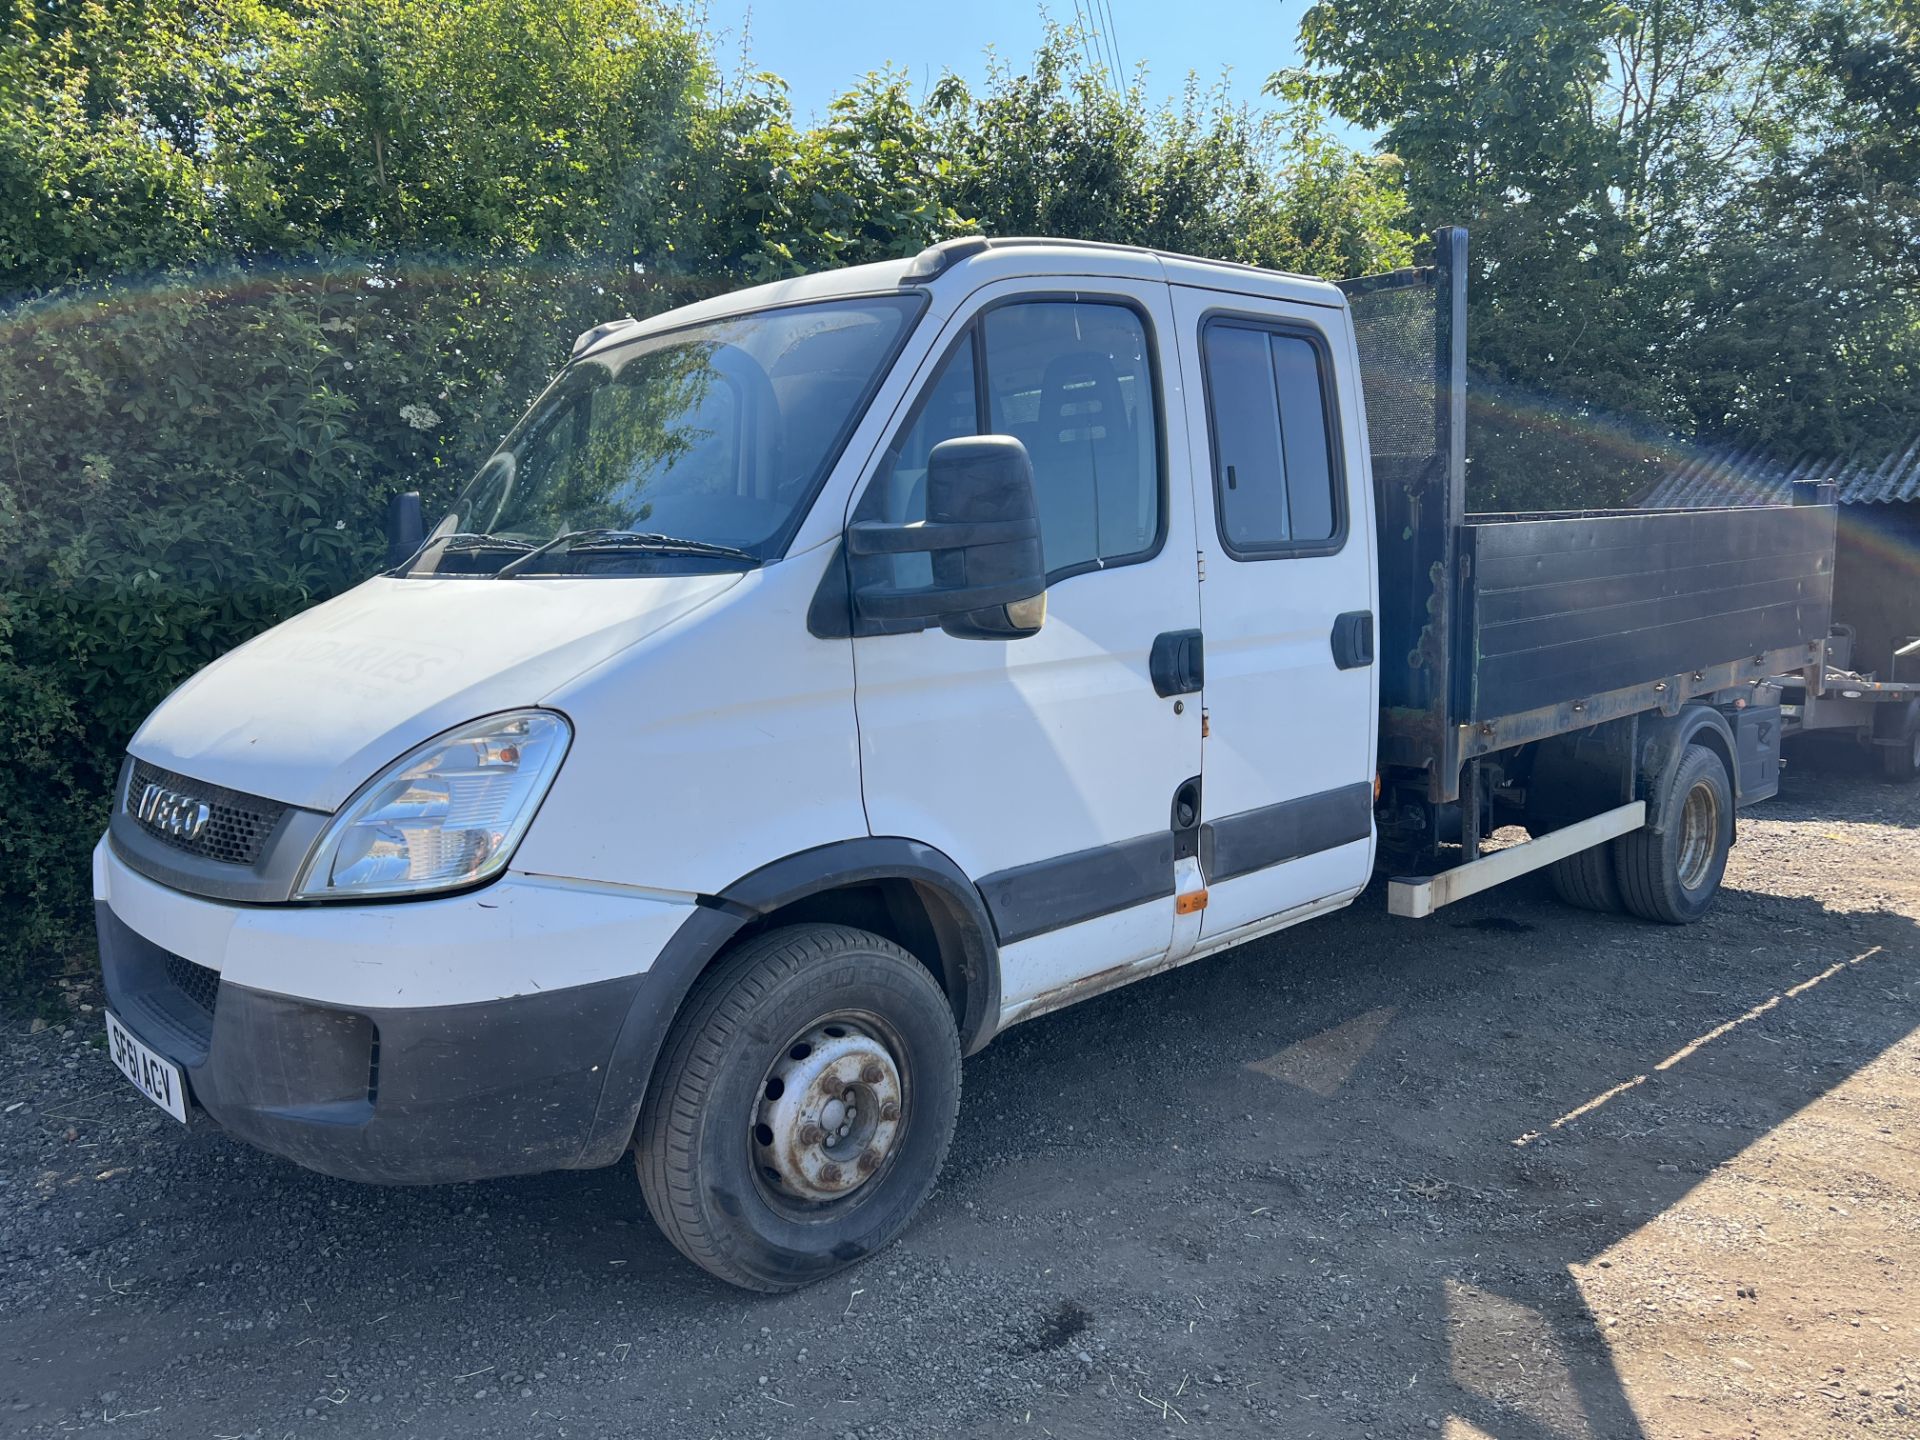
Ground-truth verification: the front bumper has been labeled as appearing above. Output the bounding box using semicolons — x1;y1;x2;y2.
93;840;713;1185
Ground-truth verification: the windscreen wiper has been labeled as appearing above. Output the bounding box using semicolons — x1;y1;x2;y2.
435;532;538;553
386;531;537;576
495;528;758;577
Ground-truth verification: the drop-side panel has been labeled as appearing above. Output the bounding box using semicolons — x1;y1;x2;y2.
1463;505;1835;721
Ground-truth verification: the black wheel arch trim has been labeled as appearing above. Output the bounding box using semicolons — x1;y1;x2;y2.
1637;705;1739;834
580;838;1002;1167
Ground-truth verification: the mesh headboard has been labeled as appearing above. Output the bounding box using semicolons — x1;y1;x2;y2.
1344;272;1443;468
1335;229;1469;771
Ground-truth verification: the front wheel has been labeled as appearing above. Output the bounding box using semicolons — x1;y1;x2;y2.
635;924;961;1292
1614;745;1733;924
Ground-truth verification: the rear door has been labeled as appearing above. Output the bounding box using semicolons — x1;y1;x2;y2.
848;277;1204;1013
1170;286;1378;937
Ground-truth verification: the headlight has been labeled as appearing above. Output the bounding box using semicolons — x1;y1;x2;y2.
295;710;571;900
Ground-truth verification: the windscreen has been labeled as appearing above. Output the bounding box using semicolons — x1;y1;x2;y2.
410;294;921;576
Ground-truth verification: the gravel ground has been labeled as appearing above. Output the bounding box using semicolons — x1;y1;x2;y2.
3;758;1916;1440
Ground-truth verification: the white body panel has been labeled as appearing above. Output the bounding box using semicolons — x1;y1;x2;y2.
517;543;875;893
1170;283;1380;934
130;572;740;811
844;272;1204;1004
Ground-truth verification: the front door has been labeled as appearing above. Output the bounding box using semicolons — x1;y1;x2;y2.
1170;285;1379;937
848;278;1202;1012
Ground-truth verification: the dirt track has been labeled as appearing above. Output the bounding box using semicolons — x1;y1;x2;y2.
3;758;1916;1439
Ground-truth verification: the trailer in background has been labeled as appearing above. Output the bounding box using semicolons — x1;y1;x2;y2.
1778;625;1920;781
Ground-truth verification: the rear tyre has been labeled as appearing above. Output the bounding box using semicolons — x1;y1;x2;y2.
1614;745;1733;925
1879;722;1920;783
635;924;961;1293
1547;841;1622;912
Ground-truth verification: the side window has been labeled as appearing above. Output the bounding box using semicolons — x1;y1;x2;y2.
982;302;1159;574
1202;321;1341;555
859;299;1162;583
863;339;979;588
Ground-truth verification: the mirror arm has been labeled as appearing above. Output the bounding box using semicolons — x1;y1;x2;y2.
385;491;425;570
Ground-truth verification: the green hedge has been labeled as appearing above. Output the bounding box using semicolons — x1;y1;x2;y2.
0;261;705;986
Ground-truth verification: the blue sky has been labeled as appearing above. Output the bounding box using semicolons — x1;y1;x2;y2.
692;1;1369;145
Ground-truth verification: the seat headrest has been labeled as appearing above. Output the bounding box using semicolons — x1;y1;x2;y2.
1037;351;1130;452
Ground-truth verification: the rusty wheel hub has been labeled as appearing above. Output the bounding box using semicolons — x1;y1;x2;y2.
754;1024;903;1202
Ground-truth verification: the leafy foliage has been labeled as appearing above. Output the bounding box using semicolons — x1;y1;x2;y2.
0;10;1411;993
1282;0;1920;509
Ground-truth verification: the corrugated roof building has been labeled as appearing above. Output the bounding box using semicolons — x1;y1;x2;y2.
1641;435;1920;679
1642;435;1920;509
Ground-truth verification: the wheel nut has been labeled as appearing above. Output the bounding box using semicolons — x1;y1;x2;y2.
799;1123;825;1146
880;1100;899;1122
860;1063;883;1085
819;1163;843;1185
857;1148;881;1174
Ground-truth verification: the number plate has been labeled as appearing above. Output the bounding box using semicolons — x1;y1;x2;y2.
105;1011;188;1124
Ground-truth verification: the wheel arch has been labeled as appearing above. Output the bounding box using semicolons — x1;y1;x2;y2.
578;839;1000;1167
1638;705;1739;834
718;837;1002;1054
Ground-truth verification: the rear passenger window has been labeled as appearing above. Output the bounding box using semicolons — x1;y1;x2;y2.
1201;321;1342;555
860;299;1162;581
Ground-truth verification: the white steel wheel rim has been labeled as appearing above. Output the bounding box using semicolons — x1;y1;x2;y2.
752;1022;904;1204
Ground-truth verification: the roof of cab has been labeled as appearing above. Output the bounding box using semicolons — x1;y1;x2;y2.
572;236;1344;361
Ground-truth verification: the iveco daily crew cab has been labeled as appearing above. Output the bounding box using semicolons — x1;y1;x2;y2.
97;232;1836;1291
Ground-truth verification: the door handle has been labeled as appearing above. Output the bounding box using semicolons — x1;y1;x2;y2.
1331;610;1374;670
1151;630;1204;697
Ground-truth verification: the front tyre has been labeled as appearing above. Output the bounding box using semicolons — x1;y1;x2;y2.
636;924;961;1292
1614;745;1733;925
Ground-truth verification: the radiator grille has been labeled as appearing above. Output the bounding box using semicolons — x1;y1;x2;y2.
127;760;285;866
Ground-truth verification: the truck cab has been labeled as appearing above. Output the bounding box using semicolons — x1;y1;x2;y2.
94;235;1826;1291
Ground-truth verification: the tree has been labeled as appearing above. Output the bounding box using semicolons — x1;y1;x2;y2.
931;26;1411;277
1278;0;1920;506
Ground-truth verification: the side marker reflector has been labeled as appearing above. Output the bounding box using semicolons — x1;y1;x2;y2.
1175;890;1209;915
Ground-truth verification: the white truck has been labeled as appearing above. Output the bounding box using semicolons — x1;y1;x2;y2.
96;230;1835;1291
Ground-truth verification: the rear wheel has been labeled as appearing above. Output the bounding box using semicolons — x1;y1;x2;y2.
1879;723;1920;782
1614;745;1733;925
635;924;961;1292
1548;840;1622;912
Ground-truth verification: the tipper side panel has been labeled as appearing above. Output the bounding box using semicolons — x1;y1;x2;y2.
1462;506;1836;720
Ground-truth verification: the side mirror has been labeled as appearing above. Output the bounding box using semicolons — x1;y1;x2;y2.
847;436;1047;639
385;491;424;569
